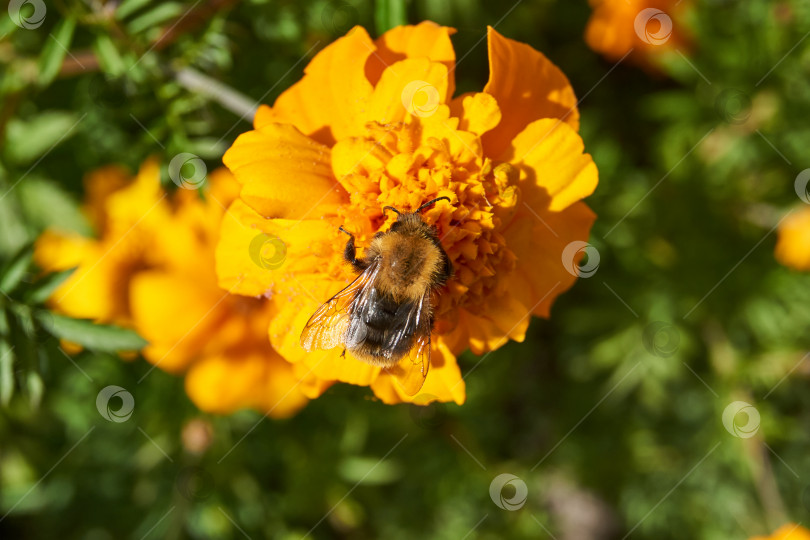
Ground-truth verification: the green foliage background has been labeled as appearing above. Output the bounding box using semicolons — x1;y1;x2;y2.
1;0;810;538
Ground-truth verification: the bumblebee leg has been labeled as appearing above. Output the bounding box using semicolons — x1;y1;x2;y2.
341;349;347;358
339;226;368;271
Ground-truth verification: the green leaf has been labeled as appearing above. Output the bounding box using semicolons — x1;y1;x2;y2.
338;456;402;485
25;268;77;305
4;111;81;165
0;339;14;406
37;17;77;87
374;0;407;35
126;3;184;34
0;243;33;295
26;371;44;409
0;181;29;258
93;35;127;76
17;177;91;235
187;138;229;159
6;308;38;391
36;313;148;352
116;0;154;20
0;11;19;40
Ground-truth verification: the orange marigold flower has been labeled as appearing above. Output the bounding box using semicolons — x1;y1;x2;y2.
34;159;308;417
775;206;810;271
750;523;810;540
217;22;598;405
585;0;690;65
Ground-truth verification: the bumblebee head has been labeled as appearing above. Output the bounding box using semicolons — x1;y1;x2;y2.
383;197;452;235
383;197;452;222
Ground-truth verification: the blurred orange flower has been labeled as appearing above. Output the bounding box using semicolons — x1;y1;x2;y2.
34;159;308;417
775;207;810;271
585;0;690;65
217;22;598;405
750;523;810;540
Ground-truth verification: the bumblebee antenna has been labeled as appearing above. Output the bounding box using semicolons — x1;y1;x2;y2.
382;206;401;218
416;196;451;213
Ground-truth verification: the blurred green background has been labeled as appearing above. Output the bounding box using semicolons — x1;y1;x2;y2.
2;0;810;538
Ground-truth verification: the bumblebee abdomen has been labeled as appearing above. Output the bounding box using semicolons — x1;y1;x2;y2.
345;287;416;366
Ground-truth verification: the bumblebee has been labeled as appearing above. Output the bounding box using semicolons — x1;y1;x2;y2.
300;197;453;395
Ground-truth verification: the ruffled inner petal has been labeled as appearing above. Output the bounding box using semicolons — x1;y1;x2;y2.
483;26;580;158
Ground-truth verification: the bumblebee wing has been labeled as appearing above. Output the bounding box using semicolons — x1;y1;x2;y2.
386;290;431;396
300;262;380;352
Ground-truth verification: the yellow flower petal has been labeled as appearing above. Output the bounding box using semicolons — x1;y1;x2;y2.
130;271;227;373
102;158;170;240
451;92;502;137
34;229;93;272
477;287;533;349
36;233;141;324
459;308;511;355
504;201;597;318
413;106;481;166
483;26;579;158
82;165;130;231
223;123;344;219
365;58;450;125
775;207;810;271
291;363;336;399
585;0;691;66
35;159;310;417
206;167;242;209
749;523;810;540
501;118;598;212
35;161;171;325
332;137;391;180
371;340;465;404
366;21;456;89
215;199;338;297
268;277;382;386
585;0;638;61
185;350;308;417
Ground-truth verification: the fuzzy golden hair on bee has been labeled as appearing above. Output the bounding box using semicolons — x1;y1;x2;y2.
299;197;453;395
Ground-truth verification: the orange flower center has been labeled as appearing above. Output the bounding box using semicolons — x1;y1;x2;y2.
332;119;519;334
